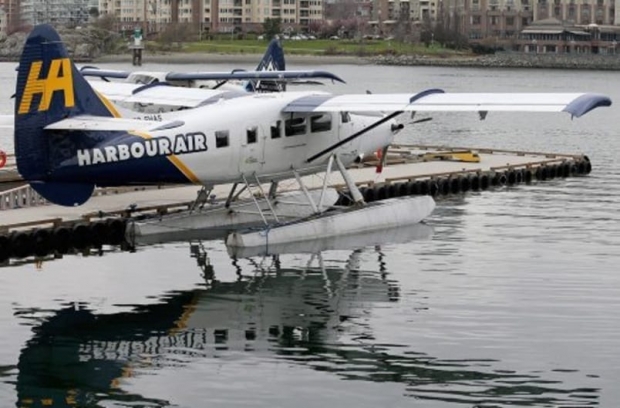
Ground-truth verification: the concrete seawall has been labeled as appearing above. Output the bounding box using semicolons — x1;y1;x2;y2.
370;52;620;70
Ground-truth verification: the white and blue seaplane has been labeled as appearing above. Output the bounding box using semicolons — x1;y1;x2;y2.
12;25;612;249
80;37;342;93
79;38;346;116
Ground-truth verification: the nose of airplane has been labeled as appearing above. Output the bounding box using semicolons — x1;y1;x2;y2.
391;122;404;133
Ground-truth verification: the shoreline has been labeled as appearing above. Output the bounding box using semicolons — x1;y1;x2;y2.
4;49;620;70
93;52;371;65
94;51;620;70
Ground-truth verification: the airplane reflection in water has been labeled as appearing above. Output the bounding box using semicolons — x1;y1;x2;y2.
9;225;600;408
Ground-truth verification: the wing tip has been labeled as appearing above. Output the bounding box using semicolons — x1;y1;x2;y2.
564;93;612;118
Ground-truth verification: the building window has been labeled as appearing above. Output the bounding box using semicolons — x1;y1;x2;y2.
246;127;258;144
506;16;514;25
216;130;229;148
472;15;481;24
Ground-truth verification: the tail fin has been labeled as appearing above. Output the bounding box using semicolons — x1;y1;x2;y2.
14;24;119;206
245;38;286;92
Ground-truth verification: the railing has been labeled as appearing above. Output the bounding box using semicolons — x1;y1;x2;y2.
0;184;48;210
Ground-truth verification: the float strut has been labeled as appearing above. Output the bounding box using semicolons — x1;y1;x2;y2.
335;155;364;205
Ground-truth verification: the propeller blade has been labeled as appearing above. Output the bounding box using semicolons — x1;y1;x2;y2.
306;89;445;164
306;110;404;163
410;117;433;124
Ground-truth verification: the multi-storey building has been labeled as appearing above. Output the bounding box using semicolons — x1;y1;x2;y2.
0;0;20;33
0;8;6;34
441;0;617;47
98;0;323;33
20;0;96;26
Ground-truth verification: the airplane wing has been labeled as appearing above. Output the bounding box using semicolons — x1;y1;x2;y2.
90;81;241;108
166;70;346;83
81;68;345;84
283;90;611;118
79;67;130;79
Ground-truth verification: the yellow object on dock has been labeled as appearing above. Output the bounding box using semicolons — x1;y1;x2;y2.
419;150;481;163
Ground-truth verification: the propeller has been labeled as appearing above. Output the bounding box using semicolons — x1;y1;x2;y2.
306;89;445;164
377;113;432;174
306;109;405;163
410;117;433;125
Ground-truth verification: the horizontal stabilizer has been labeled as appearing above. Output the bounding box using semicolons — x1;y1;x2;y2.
90;81;238;108
79;67;130;79
44;115;183;131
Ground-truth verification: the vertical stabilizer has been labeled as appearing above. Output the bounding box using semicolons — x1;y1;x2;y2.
14;24;119;206
245;38;286;92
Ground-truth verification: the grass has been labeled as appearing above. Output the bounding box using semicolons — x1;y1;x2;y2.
178;39;470;57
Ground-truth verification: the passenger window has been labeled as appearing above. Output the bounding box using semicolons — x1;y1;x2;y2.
285;117;306;137
341;112;351;123
271;121;281;139
246;126;258;144
215;130;229;148
310;114;332;133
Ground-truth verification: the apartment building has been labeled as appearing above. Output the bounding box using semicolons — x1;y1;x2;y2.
0;0;20;33
20;0;96;26
0;8;6;34
441;0;617;46
98;0;323;33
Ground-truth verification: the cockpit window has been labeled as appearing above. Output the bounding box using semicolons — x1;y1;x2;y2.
341;112;351;123
285;117;306;137
310;114;332;133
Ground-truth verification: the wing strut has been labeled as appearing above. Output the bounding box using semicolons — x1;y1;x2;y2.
306;88;444;164
307;110;404;163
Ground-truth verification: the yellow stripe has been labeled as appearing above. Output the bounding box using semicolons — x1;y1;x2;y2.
129;131;201;184
170;292;201;334
95;90;121;118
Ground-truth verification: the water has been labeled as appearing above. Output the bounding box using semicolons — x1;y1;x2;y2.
1;61;620;407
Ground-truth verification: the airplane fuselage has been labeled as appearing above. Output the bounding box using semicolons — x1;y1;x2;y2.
61;91;397;187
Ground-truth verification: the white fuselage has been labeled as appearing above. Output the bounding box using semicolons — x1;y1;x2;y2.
94;91;397;185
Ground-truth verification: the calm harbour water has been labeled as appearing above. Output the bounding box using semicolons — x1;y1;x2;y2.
1;60;620;407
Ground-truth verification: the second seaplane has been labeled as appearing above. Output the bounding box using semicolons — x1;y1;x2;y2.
13;25;612;248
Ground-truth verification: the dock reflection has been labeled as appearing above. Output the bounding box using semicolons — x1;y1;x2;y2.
9;224;599;407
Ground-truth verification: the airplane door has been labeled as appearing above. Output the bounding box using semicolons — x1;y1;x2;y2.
338;112;355;141
239;125;264;175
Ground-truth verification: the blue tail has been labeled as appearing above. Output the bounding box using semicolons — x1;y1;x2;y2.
15;24;121;206
245;38;286;92
14;24;193;206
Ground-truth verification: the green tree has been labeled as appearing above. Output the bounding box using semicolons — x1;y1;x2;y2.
263;18;282;40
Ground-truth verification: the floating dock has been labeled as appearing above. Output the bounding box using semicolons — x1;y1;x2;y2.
0;145;593;262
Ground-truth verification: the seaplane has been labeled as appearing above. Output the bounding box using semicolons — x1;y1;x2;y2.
80;37;342;93
12;24;612;248
79;37;346;115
